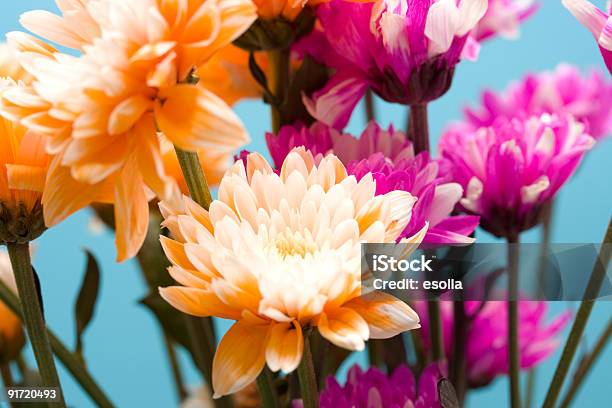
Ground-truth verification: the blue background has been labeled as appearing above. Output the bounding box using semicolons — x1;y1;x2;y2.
1;1;611;407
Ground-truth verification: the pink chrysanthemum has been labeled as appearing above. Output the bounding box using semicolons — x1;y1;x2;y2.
299;0;487;129
562;0;612;74
348;154;479;244
265;121;413;169
460;64;612;140
471;0;538;42
439;114;594;238
267;122;479;244
294;363;446;408
416;301;571;387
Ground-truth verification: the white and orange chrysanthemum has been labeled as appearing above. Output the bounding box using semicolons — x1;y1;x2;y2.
2;0;257;260
159;149;425;397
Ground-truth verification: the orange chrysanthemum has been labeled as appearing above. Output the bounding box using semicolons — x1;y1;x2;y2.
159;149;424;397
0;251;25;364
0;63;50;243
4;0;257;260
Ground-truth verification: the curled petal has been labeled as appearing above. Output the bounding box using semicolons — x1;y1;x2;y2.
345;292;420;338
317;307;369;351
266;321;304;373
155;84;249;152
212;319;270;398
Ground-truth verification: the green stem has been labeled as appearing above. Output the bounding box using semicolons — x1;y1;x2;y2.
524;369;536;408
0;272;114;408
297;336;319;408
174;147;233;408
410;330;425;375
367;339;383;370
427;300;444;362
409;104;430;153
559;318;612;408
7;243;66;407
364;90;376;123
174;148;213;209
542;217;612;408
268;48;290;133
450;301;467;404
1;365;16;408
507;234;520;408
256;367;279;408
1;364;13;387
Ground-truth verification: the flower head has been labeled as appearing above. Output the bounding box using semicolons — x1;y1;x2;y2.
471;0;538;42
439;114;594;237
267;121;479;243
302;0;488;129
266;121;413;169
562;0;612;73
0;251;25;364
5;0;257;260
298;363;445;408
348;153;479;244
159;149;424;397
416;301;570;387
0;79;49;244
461;64;612;140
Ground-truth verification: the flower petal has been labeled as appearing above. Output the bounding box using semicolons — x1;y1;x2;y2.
317;307;369;351
345;292;420;339
212;319;270;398
113;158;149;262
265;321;304;373
155;84;249;152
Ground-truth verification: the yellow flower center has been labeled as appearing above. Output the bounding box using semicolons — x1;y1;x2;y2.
272;230;317;259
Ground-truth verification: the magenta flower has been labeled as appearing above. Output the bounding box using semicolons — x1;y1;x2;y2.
266;121;479;244
472;0;539;42
293;363;446;408
265;121;413;169
415;301;571;387
348;153;479;244
439;114;594;237
460;64;612;140
562;0;612;73
300;0;487;129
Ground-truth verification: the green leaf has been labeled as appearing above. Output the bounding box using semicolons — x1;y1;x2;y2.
74;250;101;355
139;293;191;351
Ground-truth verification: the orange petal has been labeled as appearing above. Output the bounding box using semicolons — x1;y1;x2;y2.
113;158;149;262
133;115;175;200
160;236;194;269
317;307;369;351
178;0;257;78
159;285;241;320
108;94;152;136
155;83;249;152
265;321;304;373
42;154;113;226
6;164;46;192
212;319;270;398
344;292;420;339
19;10;86;49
